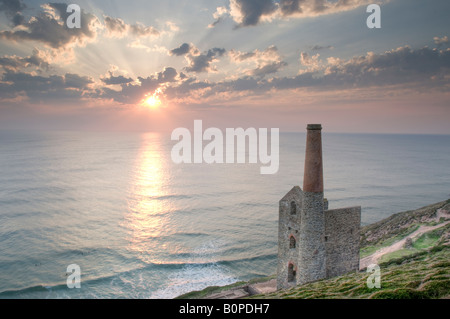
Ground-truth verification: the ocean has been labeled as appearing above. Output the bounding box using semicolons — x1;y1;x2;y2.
0;130;449;298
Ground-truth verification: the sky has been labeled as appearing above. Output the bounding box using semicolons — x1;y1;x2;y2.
0;0;449;134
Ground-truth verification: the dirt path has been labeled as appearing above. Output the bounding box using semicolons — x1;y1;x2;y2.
360;220;449;270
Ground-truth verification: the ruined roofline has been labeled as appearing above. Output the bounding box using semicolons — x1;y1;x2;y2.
325;206;362;213
279;186;302;202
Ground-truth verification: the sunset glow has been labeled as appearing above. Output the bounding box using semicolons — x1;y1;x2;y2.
143;94;161;109
0;0;448;134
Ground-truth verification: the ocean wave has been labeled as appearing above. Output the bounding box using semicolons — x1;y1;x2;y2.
0;252;277;298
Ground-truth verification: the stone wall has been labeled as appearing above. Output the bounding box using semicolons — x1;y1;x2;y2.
298;191;327;285
324;206;361;278
276;186;302;290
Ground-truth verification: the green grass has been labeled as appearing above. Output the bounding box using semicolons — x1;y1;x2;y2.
376;227;444;264
413;232;441;249
360;245;379;258
379;249;415;264
250;246;450;299
360;224;420;258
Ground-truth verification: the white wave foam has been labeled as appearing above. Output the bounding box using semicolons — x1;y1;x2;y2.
149;240;239;299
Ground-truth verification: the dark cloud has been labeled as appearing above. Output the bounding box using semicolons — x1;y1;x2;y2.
185;48;226;73
251;61;287;76
231;0;277;27
0;3;98;48
222;0;369;27
0;0;25;14
0;50;49;71
279;0;303;16
170;43;192;56
98;67;179;104
64;73;94;89
1;71;93;100
310;44;334;51
157;67;177;82
0;0;26;26
101;72;133;85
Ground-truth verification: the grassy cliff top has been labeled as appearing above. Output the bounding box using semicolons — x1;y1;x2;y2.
254;242;449;299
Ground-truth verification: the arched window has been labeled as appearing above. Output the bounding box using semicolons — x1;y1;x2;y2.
288;263;296;283
289;236;296;249
290;201;296;215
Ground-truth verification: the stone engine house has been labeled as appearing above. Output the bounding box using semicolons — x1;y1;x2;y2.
277;124;361;290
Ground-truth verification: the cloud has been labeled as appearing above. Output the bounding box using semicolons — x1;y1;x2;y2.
0;3;99;48
157;67;178;82
101;72;133;85
171;43;226;73
127;40;168;54
211;0;373;28
275;46;450;91
299;51;321;71
434;36;449;47
230;45;279;62
0;49;49;72
279;0;303;16
163;44;450;104
104;16;159;38
229;0;277;27
97;67;180;104
208;6;229;28
279;0;372;17
0;0;26;26
2;42;449;107
310;44;334;51
251;61;287;76
170;43;193;56
230;45;286;76
185;48;226;73
1;70;93;100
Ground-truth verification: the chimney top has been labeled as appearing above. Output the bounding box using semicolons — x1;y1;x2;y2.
307;124;322;130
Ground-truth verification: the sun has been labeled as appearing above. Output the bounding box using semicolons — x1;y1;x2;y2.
144;95;161;108
142;89;162;109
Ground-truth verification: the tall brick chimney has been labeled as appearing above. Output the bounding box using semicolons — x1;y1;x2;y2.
298;124;327;285
303;124;323;193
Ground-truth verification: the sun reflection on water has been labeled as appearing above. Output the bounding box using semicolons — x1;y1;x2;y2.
124;133;174;263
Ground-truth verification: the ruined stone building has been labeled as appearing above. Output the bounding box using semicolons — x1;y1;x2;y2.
277;124;361;290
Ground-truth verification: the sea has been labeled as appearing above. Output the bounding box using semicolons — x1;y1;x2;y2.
0;130;449;299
